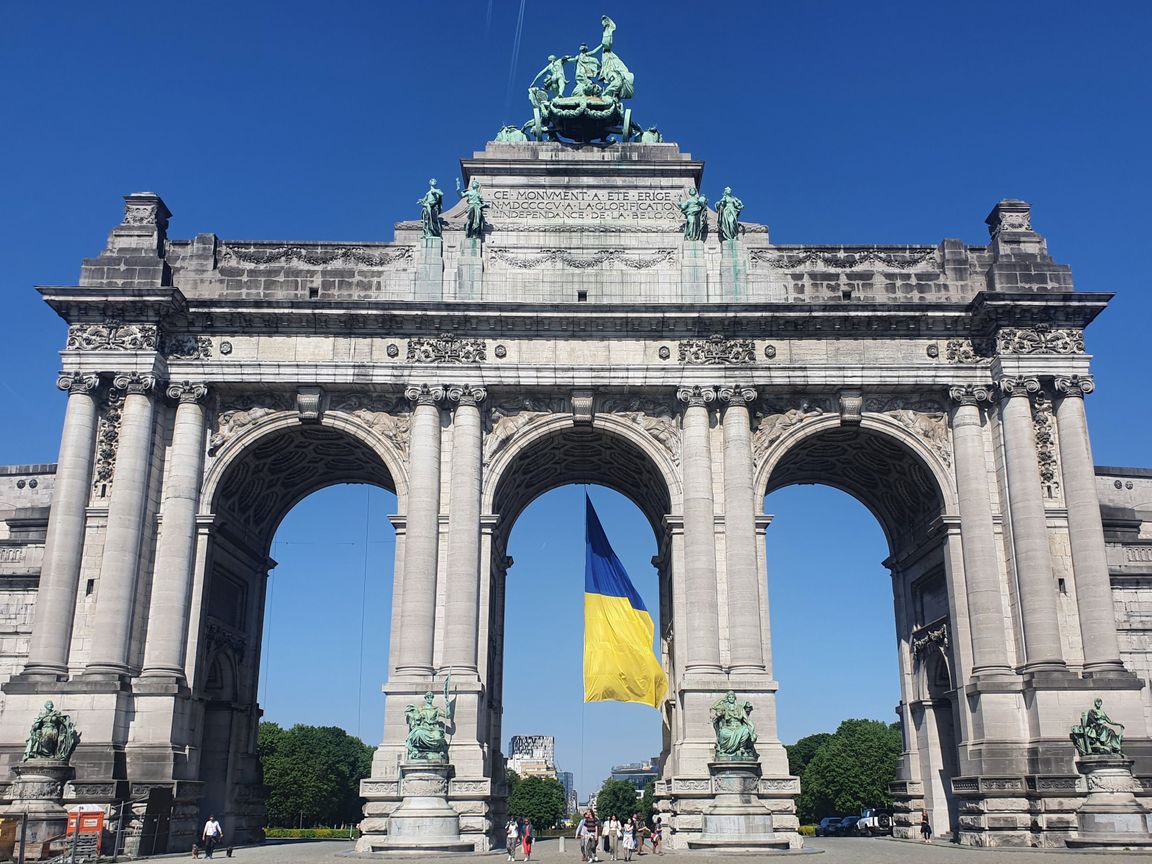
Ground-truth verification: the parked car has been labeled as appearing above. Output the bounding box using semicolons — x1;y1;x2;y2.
815;816;843;837
855;808;892;836
834;816;861;836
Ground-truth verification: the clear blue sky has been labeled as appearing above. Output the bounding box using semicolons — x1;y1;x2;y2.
2;2;1150;800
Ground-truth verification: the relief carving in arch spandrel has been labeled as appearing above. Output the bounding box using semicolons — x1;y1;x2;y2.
863;396;951;468
597;396;680;465
329;392;412;462
208;394;295;456
484;395;567;464
751;399;827;459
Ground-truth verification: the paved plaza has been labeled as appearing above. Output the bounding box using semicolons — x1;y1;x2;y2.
201;838;1149;862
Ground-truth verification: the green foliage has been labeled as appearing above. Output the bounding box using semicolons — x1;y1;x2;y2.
258;721;374;829
596;779;641;822
508;775;567;829
505;768;521;798
639;780;656;824
798;825;816;837
786;732;832;776
265;827;360;839
795;719;902;823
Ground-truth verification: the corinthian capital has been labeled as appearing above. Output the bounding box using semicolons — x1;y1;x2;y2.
948;384;995;406
997;376;1041;399
717;385;756;407
112;371;157;396
446;384;487;407
404;384;446;407
56;371;100;395
166;381;209;404
675;385;717;407
1054;375;1094;399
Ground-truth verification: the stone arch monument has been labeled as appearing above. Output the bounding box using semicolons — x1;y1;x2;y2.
1;132;1151;852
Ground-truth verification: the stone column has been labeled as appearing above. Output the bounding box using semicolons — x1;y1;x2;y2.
998;376;1065;672
718;385;764;671
86;372;159;676
676;386;721;672
22;372;101;677
442;384;486;674
1054;375;1125;674
393;384;445;676
141;381;210;680
948;385;1013;677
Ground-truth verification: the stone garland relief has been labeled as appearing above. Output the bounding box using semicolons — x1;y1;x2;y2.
330;393;412;462
92;387;125;498
208;394;295;456
407;333;487;363
996;325;1085;355
863;397;951;467
218;244;413;268
66;321;159;352
487;247;676;270
1031;393;1061;500
749;247;938;271
751;400;826;456
484;396;566;463
598;396;680;465
678;334;756;365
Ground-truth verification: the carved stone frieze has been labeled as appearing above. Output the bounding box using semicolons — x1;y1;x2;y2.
205;618;248;662
56;371;100;396
407;334;487;363
92;387;125;497
330;393;411;461
218;244;413;267
209;394;295;456
164;334;213;360
750;247;938;270
910;620;949;658
996;325;1085;355
1084;772;1141;794
1054;374;1094;398
488;247;675;270
1031;393;1060;500
945;338;992;364
67;321;159;352
864;397;951;467
361;780;400;798
599;396;680;465
484;396;566;463
678;334;755;365
752;400;826;456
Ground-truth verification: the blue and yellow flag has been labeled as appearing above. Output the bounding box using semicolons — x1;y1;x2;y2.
583;496;667;708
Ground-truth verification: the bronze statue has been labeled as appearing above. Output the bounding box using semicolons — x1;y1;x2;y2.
404;676;453;762
1071;698;1126;757
716;186;744;242
417;179;445;240
456;178;489;239
22;701;79;763
710;690;758;760
679;186;708;241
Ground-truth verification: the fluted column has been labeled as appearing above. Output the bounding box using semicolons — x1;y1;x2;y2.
442;384;486;674
23;372;101;677
86;372;159;676
393;384;445;676
949;385;1013;677
141;381;210;680
998;376;1065;672
676;385;721;672
1054;375;1125;674
718;385;764;671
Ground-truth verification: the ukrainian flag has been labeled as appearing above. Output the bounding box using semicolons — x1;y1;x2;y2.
583;495;667;708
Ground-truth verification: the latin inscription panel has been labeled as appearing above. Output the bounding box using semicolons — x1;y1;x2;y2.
488;188;681;222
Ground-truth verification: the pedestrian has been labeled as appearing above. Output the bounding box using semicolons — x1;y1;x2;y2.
522;817;534;862
578;809;601;863
920;810;932;844
506;816;520;861
652;814;662;855
607;814;620;860
637;815;650;855
201;814;223;859
622;817;636;861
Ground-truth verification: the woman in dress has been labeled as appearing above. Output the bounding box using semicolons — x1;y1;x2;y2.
621;817;636;861
522;817;534;862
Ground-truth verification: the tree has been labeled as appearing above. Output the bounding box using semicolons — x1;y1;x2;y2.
639;780;656;824
797;719;902;823
258;721;374;828
596;779;641;822
786;732;832;777
508;775;567;829
505;768;521;799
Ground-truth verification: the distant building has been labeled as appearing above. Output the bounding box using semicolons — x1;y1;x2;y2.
556;771;576;815
507;734;557;779
609;756;660;792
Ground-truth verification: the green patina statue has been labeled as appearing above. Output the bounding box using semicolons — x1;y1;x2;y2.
679;186;708;241
640;127;663;144
711;690;758;761
716;186;744;242
456;178;489;239
531;54;571;100
404;677;454;763
1071;698;1126;757
22;701;79;763
417;179;445;240
495;125;528;143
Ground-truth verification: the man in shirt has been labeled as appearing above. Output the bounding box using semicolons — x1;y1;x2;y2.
202;814;223;858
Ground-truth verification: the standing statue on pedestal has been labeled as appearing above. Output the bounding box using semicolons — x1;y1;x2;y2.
1071;698;1126;756
404;676;454;763
716;186;744;242
679;186;709;241
711;690;758;761
456;178;489;239
417;179;445;240
22;701;79;763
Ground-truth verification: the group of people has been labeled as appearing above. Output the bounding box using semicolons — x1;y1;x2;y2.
577;809;663;861
505;816;536;862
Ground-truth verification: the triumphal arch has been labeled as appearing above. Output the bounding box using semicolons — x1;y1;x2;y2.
2;23;1152;853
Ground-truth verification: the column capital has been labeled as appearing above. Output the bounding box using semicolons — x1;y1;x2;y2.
56;371;100;395
166;380;210;404
676;385;718;407
997;375;1041;399
717;385;756;406
948;384;996;406
112;371;157;396
1054;374;1094;399
404;383;446;406
445;384;487;407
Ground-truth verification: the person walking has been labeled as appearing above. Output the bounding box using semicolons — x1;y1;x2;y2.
578;809;601;863
607;815;620;860
621;817;636;861
522;817;535;862
651;814;663;855
920;810;932;844
201;814;223;859
505;816;520;861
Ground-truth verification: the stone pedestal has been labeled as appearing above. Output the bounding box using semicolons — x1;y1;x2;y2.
686;761;793;851
719;239;748;300
363;762;472;855
415;237;444;300
5;760;73;861
1067;755;1152;848
680;239;708;301
456;238;483;300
